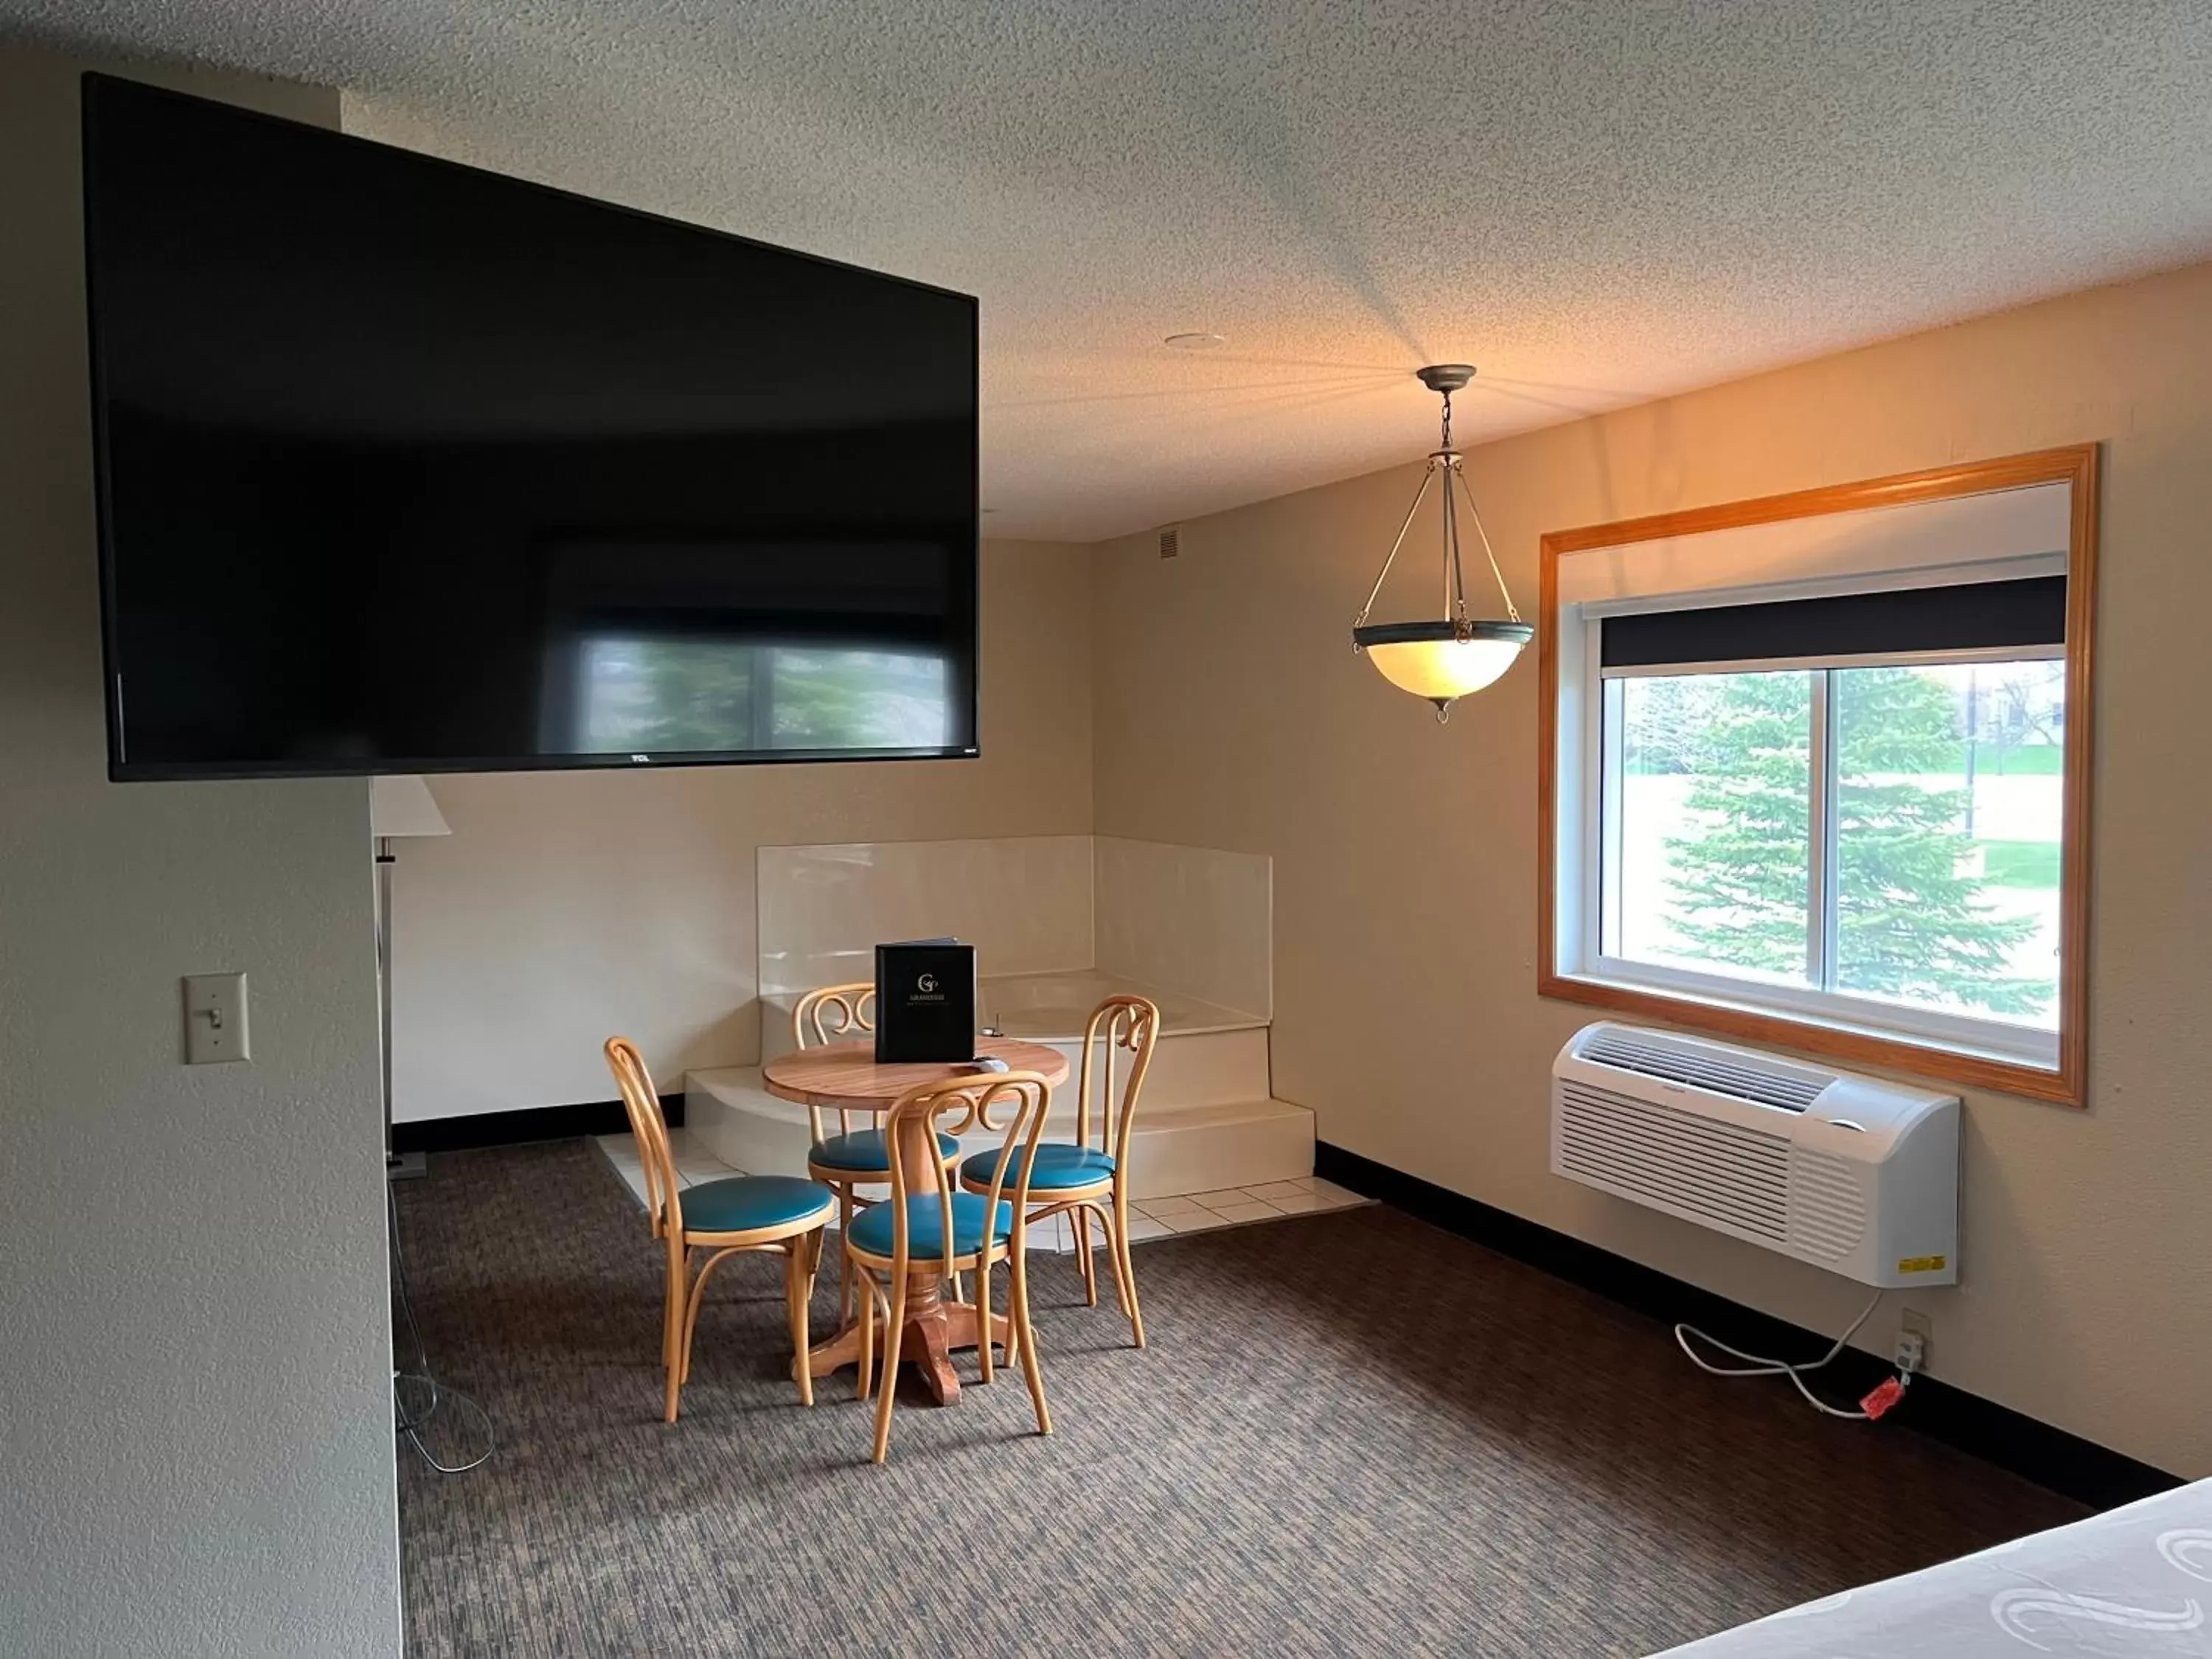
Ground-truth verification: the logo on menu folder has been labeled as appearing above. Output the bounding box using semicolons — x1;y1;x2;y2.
874;939;975;1062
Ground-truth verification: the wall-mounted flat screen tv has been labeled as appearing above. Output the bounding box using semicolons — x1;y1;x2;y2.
82;74;978;780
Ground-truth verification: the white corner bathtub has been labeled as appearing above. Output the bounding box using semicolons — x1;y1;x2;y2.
976;970;1262;1042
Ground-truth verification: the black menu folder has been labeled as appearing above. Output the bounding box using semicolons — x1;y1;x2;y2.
873;939;978;1062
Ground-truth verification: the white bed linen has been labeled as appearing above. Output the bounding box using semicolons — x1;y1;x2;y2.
1653;1478;2212;1657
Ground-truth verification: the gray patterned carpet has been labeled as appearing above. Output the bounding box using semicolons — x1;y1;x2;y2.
394;1141;2077;1658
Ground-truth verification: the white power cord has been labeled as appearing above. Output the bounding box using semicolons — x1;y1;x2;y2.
1675;1289;1904;1420
389;1180;495;1475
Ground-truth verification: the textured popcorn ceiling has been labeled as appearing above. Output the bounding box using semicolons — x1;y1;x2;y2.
14;0;2212;540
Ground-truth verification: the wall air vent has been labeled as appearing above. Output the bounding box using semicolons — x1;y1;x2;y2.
1552;1022;1960;1288
1158;526;1180;560
1557;1079;1790;1242
1579;1029;1832;1113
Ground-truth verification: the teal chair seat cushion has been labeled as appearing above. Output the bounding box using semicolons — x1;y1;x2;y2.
846;1193;1014;1261
681;1174;835;1236
810;1127;961;1173
959;1143;1116;1192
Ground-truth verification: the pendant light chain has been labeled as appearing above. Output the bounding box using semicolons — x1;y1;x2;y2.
1441;390;1470;627
1439;383;1520;626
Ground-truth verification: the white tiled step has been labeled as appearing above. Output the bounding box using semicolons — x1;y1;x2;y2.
1127;1177;1368;1237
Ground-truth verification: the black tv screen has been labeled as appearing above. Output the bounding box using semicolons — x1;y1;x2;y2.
82;74;979;780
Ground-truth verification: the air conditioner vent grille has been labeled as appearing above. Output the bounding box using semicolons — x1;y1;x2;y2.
1579;1032;1832;1113
1557;1081;1790;1242
1787;1148;1866;1262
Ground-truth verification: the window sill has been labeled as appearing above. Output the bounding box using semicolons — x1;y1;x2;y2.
1538;968;2080;1106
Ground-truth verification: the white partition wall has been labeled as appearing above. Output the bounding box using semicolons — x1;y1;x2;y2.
1093;836;1271;1019
0;49;400;1658
757;835;1096;995
757;834;1271;1017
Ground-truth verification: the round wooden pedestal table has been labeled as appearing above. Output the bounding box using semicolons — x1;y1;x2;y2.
764;1036;1069;1407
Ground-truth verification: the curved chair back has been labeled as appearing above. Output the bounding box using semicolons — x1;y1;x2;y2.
792;981;877;1141
877;1071;1053;1282
1072;995;1160;1166
604;1036;681;1237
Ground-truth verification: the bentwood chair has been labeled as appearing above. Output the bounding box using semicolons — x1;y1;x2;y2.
603;1036;835;1422
793;982;961;1323
845;1071;1054;1462
958;994;1158;1346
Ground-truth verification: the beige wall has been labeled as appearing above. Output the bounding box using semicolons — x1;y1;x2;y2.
0;49;401;1655
1093;261;2212;1478
391;538;1091;1119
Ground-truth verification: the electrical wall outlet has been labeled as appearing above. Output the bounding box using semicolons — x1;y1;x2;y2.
1897;1307;1933;1372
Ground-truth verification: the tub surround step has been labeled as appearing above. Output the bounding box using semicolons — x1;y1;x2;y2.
757;973;1267;1067
686;1065;1313;1203
1116;1096;1315;1202
752;1023;1270;1113
596;1138;1361;1251
1093;1023;1270;1111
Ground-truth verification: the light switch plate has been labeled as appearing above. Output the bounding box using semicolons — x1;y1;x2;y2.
183;972;249;1064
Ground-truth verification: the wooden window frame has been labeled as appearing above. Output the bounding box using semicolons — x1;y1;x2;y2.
1537;445;2099;1107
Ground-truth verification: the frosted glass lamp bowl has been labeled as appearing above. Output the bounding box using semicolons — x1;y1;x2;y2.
1353;619;1534;714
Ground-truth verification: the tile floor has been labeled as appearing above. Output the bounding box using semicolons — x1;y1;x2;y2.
594;1130;1366;1251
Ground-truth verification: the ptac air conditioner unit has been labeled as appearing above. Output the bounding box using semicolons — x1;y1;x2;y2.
1551;1023;1958;1288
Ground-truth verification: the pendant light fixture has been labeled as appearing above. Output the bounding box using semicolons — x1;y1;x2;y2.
1351;364;1533;720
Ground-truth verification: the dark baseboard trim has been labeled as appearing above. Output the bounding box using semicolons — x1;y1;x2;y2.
1315;1141;2179;1512
392;1094;683;1155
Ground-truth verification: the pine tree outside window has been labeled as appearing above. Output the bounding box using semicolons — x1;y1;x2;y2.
1601;656;2065;1034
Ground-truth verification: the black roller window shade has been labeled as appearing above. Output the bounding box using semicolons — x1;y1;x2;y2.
1600;574;2066;670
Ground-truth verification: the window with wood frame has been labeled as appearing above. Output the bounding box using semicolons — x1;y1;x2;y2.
1539;448;2097;1105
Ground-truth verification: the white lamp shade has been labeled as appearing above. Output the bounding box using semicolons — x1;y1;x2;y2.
1363;633;1528;707
370;775;451;838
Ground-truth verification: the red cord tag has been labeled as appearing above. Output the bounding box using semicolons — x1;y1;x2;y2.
1861;1377;1907;1419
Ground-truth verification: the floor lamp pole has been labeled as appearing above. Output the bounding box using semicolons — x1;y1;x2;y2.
378;835;424;1178
370;776;447;1179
